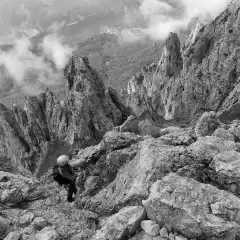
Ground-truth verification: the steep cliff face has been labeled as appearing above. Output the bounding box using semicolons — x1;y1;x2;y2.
127;32;183;121
127;1;240;123
0;104;33;174
1;55;127;174
63;55;123;148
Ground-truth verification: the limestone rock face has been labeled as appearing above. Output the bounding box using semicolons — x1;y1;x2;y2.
75;135;194;214
0;55;126;174
156;32;183;78
90;206;146;240
143;173;240;239
0;171;46;205
126;33;182;119
126;1;240;123
63;55;123;148
0;104;32;174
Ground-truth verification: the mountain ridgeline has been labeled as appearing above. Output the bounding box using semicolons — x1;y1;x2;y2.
127;1;240;124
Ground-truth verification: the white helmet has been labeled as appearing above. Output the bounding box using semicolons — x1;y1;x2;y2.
57;155;69;166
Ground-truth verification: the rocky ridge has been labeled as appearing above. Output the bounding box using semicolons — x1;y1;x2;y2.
0;55;128;175
127;0;240;123
3;111;240;239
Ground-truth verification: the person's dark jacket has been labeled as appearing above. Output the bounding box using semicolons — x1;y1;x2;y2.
58;163;76;182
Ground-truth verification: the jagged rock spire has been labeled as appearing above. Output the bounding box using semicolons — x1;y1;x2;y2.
157;32;183;78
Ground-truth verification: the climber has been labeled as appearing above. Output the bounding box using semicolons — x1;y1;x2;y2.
52;155;77;202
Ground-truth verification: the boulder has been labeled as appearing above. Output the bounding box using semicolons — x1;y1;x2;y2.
0;216;11;239
0;171;47;205
159;129;194;146
229;120;240;139
189;136;240;163
143;173;240;239
213;128;235;141
3;231;21;240
141;220;160;237
34;227;60;240
70;229;94;240
81;138;194;214
159;228;168;238
32;217;48;231
18;212;35;227
130;232;167;240
210;151;240;193
175;236;188;240
71;131;141;168
90;206;146;240
195;112;220;138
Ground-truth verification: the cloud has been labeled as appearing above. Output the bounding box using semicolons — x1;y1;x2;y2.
0;35;73;95
124;0;231;41
139;0;173;18
42;34;73;69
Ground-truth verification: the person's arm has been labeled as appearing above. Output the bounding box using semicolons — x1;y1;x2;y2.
59;166;76;182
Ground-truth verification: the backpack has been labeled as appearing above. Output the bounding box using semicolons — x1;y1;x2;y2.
52;165;72;186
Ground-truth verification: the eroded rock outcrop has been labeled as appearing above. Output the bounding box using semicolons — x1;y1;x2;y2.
63;55;124;148
156;32;183;78
127;1;240;123
143;173;240;239
0;104;33;174
72;130;195;215
1;55;127;175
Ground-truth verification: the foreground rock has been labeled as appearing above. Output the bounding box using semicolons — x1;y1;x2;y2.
143;173;240;239
4;231;21;240
34;227;60;240
91;206;146;240
189;136;240;163
76;135;194;214
141;220;160;237
0;171;46;205
210;151;240;194
0;216;11;239
130;232;166;240
195;111;220;138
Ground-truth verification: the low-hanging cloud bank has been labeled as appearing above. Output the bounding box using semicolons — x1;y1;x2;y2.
0;35;73;95
125;0;231;40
